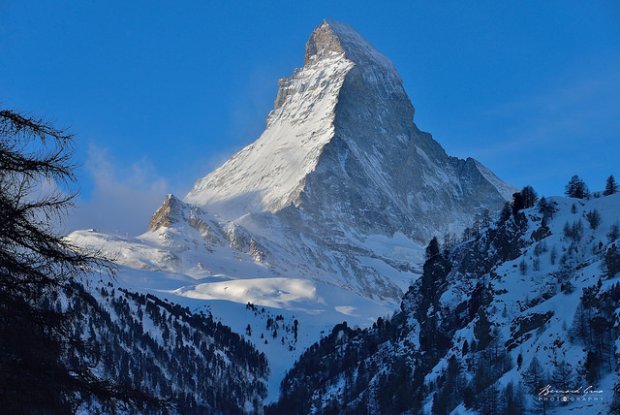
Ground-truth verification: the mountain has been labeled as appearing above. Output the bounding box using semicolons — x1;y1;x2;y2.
181;20;513;300
67;20;515;401
70;20;512;304
266;192;620;415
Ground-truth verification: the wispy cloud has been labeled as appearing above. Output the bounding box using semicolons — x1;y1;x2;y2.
63;145;172;236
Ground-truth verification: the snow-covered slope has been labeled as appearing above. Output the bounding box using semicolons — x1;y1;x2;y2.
268;192;620;414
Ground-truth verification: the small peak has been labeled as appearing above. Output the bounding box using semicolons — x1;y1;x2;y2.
304;20;394;70
148;194;182;231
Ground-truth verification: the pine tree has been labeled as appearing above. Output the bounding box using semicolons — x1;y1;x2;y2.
499;202;512;222
586;209;602;230
502;382;525;415
522;357;545;394
474;309;492;351
426;236;441;260
605;245;620;278
512;192;525;215
0;110;158;412
583;351;600;384
538;197;556;220
520;185;538;209
551;361;574;398
604;175;618;196
608;223;620;243
445;355;463;410
565;175;589;199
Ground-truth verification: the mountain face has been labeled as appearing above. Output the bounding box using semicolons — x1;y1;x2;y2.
73;20;511;302
186;20;511;240
266;193;620;415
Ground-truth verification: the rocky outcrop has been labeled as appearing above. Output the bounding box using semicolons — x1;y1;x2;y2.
148;194;182;231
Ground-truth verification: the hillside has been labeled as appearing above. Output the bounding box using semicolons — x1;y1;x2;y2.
57;277;268;414
267;192;620;414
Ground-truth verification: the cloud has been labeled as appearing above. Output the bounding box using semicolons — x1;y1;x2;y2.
63;145;171;236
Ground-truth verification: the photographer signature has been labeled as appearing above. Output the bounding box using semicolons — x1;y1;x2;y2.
538;385;604;396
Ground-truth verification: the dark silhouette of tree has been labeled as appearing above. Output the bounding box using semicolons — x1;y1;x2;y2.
608;223;620;243
585;209;601;230
474;309;491;351
425;236;441;260
565;175;589;199
502;382;525;415
605;244;620;278
0;110;160;413
520;185;538;209
604;175;618;196
499;202;512;222
511;192;525;215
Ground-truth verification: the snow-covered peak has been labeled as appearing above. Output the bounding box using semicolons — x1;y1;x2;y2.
304;20;396;72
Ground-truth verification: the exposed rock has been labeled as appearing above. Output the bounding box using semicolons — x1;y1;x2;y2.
148;194;181;231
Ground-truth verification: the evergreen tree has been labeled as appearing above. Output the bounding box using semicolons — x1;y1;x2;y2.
431;390;448;415
511;192;525;215
499;202;512;222
502;382;525;415
583;351;600;384
604;175;618;196
608;223;620;243
586;209;602;230
522;357;549;415
520;185;538;209
479;384;500;415
565;175;589;199
463;386;475;409
538;197;555;220
522;357;545;394
605;244;620;278
426;236;441;260
445;355;463;410
474;309;492;351
0;110;158;412
550;361;574;399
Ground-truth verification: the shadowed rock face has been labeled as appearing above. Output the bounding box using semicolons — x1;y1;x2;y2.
149;20;514;300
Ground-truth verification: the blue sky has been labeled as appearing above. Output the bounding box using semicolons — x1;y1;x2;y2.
1;1;619;234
